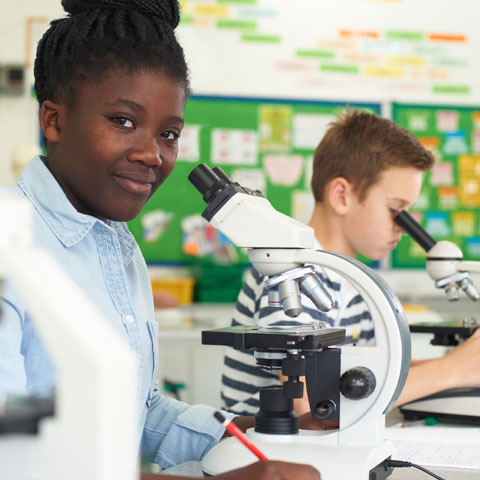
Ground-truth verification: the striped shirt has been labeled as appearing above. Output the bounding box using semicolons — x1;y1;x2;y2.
220;244;374;415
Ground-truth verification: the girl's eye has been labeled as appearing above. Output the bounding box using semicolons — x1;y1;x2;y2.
161;130;180;141
112;117;135;128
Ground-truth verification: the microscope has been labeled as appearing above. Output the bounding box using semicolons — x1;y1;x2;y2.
394;210;479;345
0;193;138;480
189;164;411;480
394;211;480;422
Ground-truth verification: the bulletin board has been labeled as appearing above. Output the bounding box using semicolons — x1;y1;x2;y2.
392;102;480;268
128;95;380;265
177;0;480;105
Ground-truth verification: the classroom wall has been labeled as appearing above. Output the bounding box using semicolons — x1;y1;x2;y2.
2;0;480;188
176;0;480;104
1;1;480;185
0;0;63;187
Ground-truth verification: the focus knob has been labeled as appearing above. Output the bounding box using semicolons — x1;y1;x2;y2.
340;367;376;400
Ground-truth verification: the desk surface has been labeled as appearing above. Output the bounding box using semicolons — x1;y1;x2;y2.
162;460;478;479
162;410;479;479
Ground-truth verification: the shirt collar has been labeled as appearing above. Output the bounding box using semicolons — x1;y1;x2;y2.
18;156;136;261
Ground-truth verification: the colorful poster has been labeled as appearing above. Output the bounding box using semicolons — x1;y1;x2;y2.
263;154;304;186
393;103;480;267
212;128;258;165
177;125;201;162
259;105;292;152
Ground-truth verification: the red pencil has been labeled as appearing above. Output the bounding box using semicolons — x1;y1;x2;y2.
214;410;269;461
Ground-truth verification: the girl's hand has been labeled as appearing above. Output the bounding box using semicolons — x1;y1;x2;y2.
214;460;321;480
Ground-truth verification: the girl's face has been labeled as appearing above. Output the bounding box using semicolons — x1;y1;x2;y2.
44;69;186;222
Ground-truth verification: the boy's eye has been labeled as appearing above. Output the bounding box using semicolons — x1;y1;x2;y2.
161;130;180;141
112;117;135;128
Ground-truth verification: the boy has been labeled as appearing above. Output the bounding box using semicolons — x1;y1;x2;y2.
221;110;480;415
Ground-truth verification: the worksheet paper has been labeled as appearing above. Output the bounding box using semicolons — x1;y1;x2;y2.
386;423;480;469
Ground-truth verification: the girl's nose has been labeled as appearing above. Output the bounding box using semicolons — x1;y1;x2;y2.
127;139;162;166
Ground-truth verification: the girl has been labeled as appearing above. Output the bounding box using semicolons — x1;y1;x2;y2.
0;0;320;479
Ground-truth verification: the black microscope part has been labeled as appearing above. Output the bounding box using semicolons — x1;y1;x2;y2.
313;399;336;419
340;366;376;400
255;386;299;435
211;166;232;183
188;163;265;222
0;395;55;435
394;211;436;252
187;163;226;203
201;325;346;351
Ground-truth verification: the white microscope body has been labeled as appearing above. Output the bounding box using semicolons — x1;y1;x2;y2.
189;164;411;480
0;193;138;480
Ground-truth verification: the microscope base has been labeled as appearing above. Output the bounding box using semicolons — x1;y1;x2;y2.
202;429;396;480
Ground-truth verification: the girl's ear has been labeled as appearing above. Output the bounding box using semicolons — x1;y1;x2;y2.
326;177;354;216
39;100;64;143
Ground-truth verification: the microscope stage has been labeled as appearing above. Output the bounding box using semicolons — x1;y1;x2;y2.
202;324;346;350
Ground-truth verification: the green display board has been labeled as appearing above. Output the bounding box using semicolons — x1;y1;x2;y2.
128;95;380;265
392;103;480;268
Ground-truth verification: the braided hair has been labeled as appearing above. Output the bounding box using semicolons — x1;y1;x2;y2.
34;0;189;107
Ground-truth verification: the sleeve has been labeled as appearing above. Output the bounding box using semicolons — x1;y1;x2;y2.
141;387;235;469
0;280;28;395
335;278;375;345
220;268;282;416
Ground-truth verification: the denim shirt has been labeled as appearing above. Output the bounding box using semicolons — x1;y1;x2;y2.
0;156;232;467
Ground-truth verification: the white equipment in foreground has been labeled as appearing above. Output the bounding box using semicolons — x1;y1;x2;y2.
0;193;138;480
188;164;411;480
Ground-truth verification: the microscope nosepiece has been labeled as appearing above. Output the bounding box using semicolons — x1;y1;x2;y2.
278;279;303;318
300;273;335;312
267;288;281;308
445;283;460;301
460;277;480;301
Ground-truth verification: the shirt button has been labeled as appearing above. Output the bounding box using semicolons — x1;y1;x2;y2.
125;315;135;324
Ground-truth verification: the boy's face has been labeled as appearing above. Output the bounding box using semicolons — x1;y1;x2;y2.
44;69;186;221
343;166;423;260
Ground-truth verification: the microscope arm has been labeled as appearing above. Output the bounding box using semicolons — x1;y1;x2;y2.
250;248;410;439
458;261;480;273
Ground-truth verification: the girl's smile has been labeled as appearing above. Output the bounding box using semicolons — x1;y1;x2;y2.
110;171;156;196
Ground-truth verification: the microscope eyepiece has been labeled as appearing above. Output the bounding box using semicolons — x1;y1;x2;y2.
188;163;227;203
212;166;232;184
394;210;436;252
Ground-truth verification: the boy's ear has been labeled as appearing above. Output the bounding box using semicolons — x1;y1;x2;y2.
39;100;64;143
327;177;354;216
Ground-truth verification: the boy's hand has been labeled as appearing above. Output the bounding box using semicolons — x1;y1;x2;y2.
440;328;480;388
298;412;338;430
397;328;480;406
